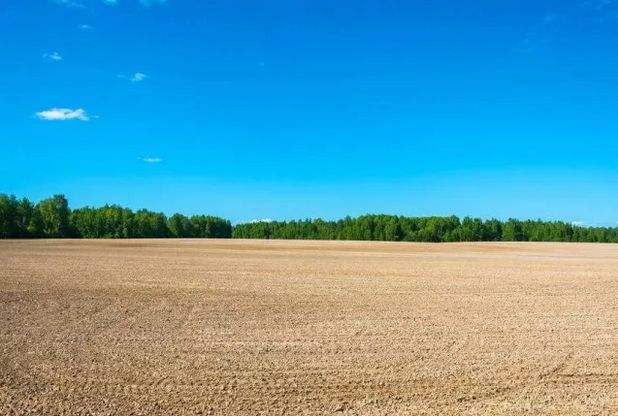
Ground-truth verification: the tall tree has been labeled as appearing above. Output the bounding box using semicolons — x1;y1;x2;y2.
37;195;71;237
0;194;18;238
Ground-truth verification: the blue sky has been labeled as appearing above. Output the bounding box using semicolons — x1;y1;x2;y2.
1;0;617;224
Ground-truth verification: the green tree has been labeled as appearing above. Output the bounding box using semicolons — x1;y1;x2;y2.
0;194;19;238
36;195;71;237
168;213;194;237
502;219;524;241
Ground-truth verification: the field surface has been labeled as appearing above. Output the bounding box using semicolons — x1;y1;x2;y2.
0;239;616;415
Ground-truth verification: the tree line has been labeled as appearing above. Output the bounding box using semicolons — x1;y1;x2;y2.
234;215;618;243
1;193;617;242
0;194;231;238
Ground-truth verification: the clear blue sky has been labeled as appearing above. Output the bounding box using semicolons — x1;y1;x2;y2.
1;0;617;224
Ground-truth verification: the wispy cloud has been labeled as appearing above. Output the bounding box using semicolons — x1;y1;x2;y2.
140;0;167;6
250;218;274;223
78;24;94;31
43;51;63;62
55;0;169;8
580;0;615;11
519;1;618;52
580;0;618;20
53;0;85;8
130;72;147;82
55;0;167;7
516;13;561;53
36;108;91;121
117;72;148;82
141;157;163;163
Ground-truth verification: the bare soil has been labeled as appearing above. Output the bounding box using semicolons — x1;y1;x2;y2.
0;239;616;415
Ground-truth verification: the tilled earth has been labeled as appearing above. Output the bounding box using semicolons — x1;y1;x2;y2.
0;239;616;415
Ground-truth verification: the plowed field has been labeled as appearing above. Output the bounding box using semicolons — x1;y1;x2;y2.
1;240;616;415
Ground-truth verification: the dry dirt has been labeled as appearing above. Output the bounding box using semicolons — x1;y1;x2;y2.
0;239;616;415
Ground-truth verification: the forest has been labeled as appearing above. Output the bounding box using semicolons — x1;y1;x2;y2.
1;193;617;242
0;194;231;239
233;215;618;243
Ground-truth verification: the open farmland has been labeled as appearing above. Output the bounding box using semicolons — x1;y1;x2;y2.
0;240;616;415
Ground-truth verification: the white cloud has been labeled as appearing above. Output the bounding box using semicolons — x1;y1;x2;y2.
36;108;90;121
130;72;147;82
43;52;63;62
141;157;163;163
118;72;148;82
78;24;94;31
250;219;274;223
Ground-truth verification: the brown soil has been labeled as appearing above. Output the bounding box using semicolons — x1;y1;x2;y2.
1;239;616;415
